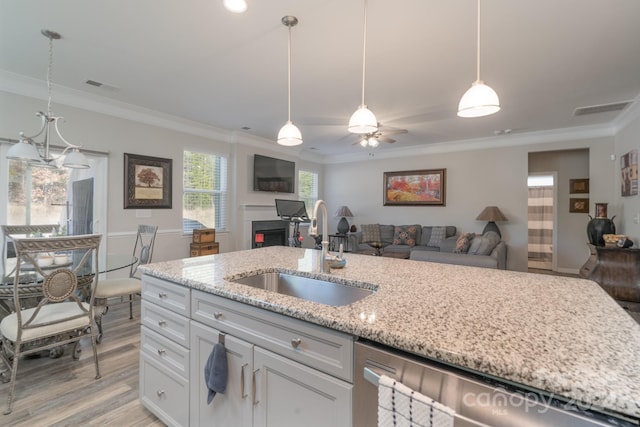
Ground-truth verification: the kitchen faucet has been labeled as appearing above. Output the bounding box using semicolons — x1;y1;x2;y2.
309;200;330;273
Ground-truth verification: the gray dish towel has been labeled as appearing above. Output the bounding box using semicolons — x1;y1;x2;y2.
204;342;228;404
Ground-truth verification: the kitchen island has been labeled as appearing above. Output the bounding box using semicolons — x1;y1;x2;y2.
139;246;640;425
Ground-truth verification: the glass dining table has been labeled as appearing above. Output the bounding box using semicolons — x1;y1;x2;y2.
0;252;137;319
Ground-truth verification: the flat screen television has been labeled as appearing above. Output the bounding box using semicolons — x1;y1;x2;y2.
253;154;295;193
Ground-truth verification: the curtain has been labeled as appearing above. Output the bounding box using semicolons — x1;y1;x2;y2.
72;178;94;235
528;186;553;268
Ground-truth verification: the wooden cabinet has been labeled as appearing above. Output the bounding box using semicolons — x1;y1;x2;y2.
580;245;640;303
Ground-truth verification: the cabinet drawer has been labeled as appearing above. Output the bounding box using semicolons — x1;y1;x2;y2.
192;290;353;382
140;353;189;427
142;301;190;347
142;275;190;316
141;326;189;380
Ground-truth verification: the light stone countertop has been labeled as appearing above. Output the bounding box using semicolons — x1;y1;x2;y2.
139;246;640;420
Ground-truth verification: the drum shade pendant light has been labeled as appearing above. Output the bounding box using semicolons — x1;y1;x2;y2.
277;16;303;146
7;30;90;168
457;0;500;118
348;0;378;134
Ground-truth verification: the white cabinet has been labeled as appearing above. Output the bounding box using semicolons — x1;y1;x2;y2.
190;319;352;427
140;276;191;427
140;275;354;426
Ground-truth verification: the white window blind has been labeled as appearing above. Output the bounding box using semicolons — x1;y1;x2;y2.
183;150;228;233
298;170;318;217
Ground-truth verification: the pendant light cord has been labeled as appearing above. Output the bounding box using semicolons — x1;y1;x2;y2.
47;34;54;116
361;0;368;106
287;24;292;121
476;0;481;82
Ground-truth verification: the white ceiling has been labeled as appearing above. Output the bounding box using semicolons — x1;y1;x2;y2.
2;0;640;158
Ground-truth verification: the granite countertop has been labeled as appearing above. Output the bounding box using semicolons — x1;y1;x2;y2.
139;246;640;420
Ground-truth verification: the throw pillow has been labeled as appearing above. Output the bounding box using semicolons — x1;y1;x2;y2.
380;224;396;244
453;233;475;254
468;231;501;255
392;225;419;246
427;226;447;247
361;224;381;243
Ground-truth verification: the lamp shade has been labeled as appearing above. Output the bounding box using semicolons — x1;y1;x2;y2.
457;80;500;118
6;140;41;162
277;121;303;146
476;206;507;222
335;206;354;218
348;105;378;134
62;148;90;169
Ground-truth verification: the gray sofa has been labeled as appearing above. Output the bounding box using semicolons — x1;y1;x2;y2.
351;224;507;269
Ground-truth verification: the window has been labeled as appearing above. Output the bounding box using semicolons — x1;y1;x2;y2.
298;170;318;217
183;150;228;233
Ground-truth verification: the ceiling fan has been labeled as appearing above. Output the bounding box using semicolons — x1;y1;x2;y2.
352;124;408;148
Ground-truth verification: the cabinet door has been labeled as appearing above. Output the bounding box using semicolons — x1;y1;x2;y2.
190;321;253;427
253;346;352;427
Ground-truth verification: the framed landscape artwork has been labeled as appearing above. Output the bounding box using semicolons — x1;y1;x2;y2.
124;153;172;209
383;169;446;206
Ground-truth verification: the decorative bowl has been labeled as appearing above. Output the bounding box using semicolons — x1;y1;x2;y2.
37;255;54;267
54;254;70;265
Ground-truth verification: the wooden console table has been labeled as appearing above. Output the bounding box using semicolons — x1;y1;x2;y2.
580;244;640;303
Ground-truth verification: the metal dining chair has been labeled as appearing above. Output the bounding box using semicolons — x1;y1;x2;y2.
93;224;158;343
1;225;60;283
0;234;103;414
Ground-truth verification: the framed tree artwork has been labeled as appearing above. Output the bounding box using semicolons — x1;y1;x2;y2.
124;153;172;209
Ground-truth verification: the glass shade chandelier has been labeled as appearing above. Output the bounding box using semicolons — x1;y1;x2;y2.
7;30;90;169
348;0;378;134
277;16;303;146
457;0;500;118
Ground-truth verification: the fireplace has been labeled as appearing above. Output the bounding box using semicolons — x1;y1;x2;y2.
251;220;289;249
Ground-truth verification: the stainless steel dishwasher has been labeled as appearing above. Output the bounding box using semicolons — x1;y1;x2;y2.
354;340;638;427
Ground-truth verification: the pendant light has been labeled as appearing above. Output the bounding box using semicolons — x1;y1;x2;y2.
223;0;247;13
7;30;90;168
457;0;500;118
348;0;378;134
277;16;303;146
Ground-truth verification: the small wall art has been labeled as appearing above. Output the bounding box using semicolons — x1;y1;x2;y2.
569;198;589;213
124;153;172;209
569;178;589;194
621;149;638;197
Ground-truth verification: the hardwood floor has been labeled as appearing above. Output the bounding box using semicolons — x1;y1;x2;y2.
0;301;162;426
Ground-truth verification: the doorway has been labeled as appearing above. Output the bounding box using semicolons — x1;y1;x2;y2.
528;174;555;271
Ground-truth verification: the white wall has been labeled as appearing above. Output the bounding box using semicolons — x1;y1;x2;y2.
324;137;615;272
0;90;325;266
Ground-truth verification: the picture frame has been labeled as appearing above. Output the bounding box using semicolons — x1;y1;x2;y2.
569;178;589;194
383;169;446;206
569;198;589;213
124;153;172;209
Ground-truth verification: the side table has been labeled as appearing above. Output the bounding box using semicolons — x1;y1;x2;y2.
580;244;640;303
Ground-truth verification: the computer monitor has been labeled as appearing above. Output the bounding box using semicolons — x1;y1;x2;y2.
275;199;310;222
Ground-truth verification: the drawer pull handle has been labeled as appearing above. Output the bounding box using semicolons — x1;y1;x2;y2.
252;368;260;405
157;390;165;397
241;363;248;399
158;320;167;327
291;338;302;349
213;312;223;319
158;292;168;299
157;348;166;355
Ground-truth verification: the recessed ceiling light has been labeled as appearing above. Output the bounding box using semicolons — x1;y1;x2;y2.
223;0;247;13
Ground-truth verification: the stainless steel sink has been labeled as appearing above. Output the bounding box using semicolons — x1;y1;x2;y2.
231;272;374;306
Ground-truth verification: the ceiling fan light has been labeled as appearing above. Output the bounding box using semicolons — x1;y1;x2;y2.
348;105;378;134
62;148;91;169
368;137;379;147
7;139;41;162
359;138;368;147
457;80;500;118
277;121;303;146
223;0;247;13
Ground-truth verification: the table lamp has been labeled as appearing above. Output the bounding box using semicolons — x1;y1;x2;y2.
335;206;354;235
476;206;507;237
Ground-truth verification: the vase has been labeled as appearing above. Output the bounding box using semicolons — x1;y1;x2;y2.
587;203;616;247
